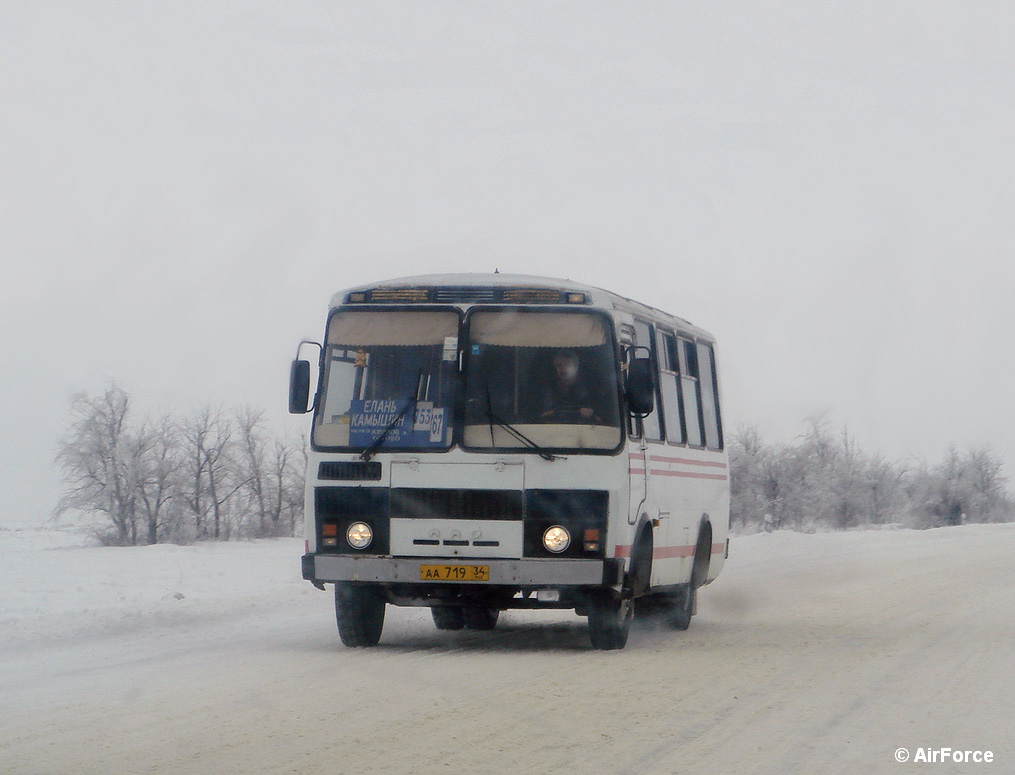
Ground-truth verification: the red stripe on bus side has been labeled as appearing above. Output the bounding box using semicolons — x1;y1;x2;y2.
648;454;728;469
628;466;728;481
615;545;696;559
647;469;728;481
616;543;727;558
653;545;695;559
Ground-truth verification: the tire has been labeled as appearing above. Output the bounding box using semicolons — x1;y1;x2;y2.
431;606;466;630
334;583;385;647
692;524;712;590
667;583;695;631
588;595;634;650
665;522;709;631
463;608;499;631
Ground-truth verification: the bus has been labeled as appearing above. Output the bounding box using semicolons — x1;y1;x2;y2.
289;273;729;650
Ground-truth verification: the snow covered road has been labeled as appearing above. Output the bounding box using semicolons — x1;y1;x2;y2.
3;524;1014;774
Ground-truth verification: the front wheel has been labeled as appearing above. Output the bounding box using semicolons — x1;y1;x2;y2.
464;608;499;631
335;583;385;647
588;595;633;650
431;606;466;630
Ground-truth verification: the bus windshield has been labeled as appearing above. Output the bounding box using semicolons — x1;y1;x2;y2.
313;310;459;450
463;310;622;452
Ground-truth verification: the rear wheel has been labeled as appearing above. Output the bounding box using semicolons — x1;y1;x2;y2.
431;606;466;630
335;583;385;647
667;583;695;631
463;608;499;631
668;524;709;630
588;594;633;650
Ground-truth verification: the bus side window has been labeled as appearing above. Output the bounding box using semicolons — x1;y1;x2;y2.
633;320;664;442
696;342;723;450
678;337;704;447
657;331;685;444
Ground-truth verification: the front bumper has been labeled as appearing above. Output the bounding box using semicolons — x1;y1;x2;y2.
303;553;620;587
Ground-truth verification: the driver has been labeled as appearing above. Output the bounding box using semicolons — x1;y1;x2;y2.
538;350;604;422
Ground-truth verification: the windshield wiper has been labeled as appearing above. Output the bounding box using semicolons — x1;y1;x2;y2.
360;370;423;462
484;382;560;462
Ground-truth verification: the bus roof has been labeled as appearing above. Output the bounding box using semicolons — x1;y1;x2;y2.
331;273;714;341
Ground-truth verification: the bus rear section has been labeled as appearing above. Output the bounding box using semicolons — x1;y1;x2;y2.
290;274;728;650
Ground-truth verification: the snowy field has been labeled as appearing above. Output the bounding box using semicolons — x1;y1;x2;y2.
0;528;309;647
3;523;1014;774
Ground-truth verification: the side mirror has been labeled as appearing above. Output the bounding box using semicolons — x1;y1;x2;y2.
289;339;323;415
289;359;311;414
626;357;655;416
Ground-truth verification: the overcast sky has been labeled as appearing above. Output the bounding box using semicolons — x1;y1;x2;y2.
2;1;1013;527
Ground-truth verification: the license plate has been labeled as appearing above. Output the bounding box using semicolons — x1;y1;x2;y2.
419;564;490;582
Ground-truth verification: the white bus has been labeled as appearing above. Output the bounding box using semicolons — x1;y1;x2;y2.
289;274;729;650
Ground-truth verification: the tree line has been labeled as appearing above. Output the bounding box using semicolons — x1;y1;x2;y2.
54;386;1012;543
728;418;1012;532
54;384;306;545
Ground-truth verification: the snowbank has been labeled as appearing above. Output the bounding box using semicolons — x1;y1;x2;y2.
0;527;307;646
5;521;1014;649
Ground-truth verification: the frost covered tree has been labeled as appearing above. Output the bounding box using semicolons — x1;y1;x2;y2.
133;413;185;544
54;384;140;545
906;446;1011;527
265;436;304;536
281;431;309;536
178;405;248;540
728;421;1007;532
55;385;306;543
727;424;771;530
236;406;269;534
962;446;1010;521
862;453;906;527
234;407;306;537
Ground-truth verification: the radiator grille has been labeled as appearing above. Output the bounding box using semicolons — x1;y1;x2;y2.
318;461;382;481
390;488;523;521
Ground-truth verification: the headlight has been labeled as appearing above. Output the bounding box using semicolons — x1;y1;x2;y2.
542;525;570;553
346;522;373;549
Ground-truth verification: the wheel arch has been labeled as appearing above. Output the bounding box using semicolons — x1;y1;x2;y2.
627;515;655;597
